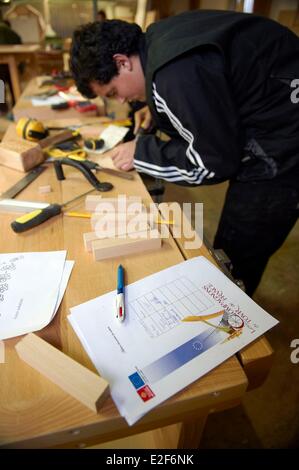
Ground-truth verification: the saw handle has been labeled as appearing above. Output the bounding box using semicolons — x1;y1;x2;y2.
11;204;62;233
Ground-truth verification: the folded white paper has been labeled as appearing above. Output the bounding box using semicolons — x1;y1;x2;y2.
0;251;73;340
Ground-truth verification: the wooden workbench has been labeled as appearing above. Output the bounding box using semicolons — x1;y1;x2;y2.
12;77;106;121
0;44;40;102
0;118;273;449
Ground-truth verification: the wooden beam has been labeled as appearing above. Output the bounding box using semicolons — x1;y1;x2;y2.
0;139;44;172
92;228;161;261
15;333;109;413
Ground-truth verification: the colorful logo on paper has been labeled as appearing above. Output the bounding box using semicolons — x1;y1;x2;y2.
129;371;145;389
137;385;155;402
128;372;155;402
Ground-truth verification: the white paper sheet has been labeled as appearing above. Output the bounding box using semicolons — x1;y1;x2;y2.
84;124;129;154
52;260;74;319
31;95;66;107
0;251;73;340
69;256;278;425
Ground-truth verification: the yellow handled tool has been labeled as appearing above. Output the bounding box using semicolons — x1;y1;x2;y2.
64;211;92;218
84;138;105;151
11;188;95;233
47;147;87;160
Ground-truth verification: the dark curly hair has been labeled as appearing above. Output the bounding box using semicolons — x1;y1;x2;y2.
71;20;142;98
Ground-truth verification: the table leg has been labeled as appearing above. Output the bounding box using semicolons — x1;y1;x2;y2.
6;55;21;102
177;414;208;449
30;52;39;78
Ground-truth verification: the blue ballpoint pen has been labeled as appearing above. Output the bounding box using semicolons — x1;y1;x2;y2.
116;264;125;322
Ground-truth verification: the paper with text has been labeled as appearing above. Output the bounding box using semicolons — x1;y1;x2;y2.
69;256;278;425
0;251;73;340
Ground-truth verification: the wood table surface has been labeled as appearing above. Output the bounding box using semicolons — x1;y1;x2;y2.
0;118;272;449
12;77;105;121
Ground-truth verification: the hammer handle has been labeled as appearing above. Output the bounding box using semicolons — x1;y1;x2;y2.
39;130;75;149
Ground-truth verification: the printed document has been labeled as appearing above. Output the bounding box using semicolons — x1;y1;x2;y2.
0;251;73;340
69;256;278;425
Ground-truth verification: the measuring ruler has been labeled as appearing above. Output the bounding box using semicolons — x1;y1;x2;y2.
0;166;47;200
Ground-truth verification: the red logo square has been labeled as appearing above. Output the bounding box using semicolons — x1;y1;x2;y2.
137;385;155;402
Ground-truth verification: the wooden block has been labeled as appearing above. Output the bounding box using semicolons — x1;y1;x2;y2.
92;228;161;261
84;232;100;252
39;185;52;194
84;223;151;252
0;139;44;172
1;122;21;143
15;333;109;413
91;212;151;236
85;195;142;212
0;124;82;172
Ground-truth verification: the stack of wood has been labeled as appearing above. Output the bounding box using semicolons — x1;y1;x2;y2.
83;195;162;261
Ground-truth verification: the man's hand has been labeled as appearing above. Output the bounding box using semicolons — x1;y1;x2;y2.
134;105;152;135
110;140;136;171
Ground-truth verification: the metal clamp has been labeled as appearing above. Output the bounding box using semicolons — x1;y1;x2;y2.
204;239;245;291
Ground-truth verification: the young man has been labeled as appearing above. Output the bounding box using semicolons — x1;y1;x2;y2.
71;10;299;296
0;19;22;114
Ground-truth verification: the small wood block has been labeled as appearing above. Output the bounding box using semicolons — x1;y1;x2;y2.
84;232;100;252
39;185;52;194
92;228;161;261
84;223;151;252
0;140;44;172
15;333;109;413
85;195;142;212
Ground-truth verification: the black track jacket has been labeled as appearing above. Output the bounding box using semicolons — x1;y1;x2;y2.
134;10;299;186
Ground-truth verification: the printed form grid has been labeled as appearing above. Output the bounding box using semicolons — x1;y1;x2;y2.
130;277;214;338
